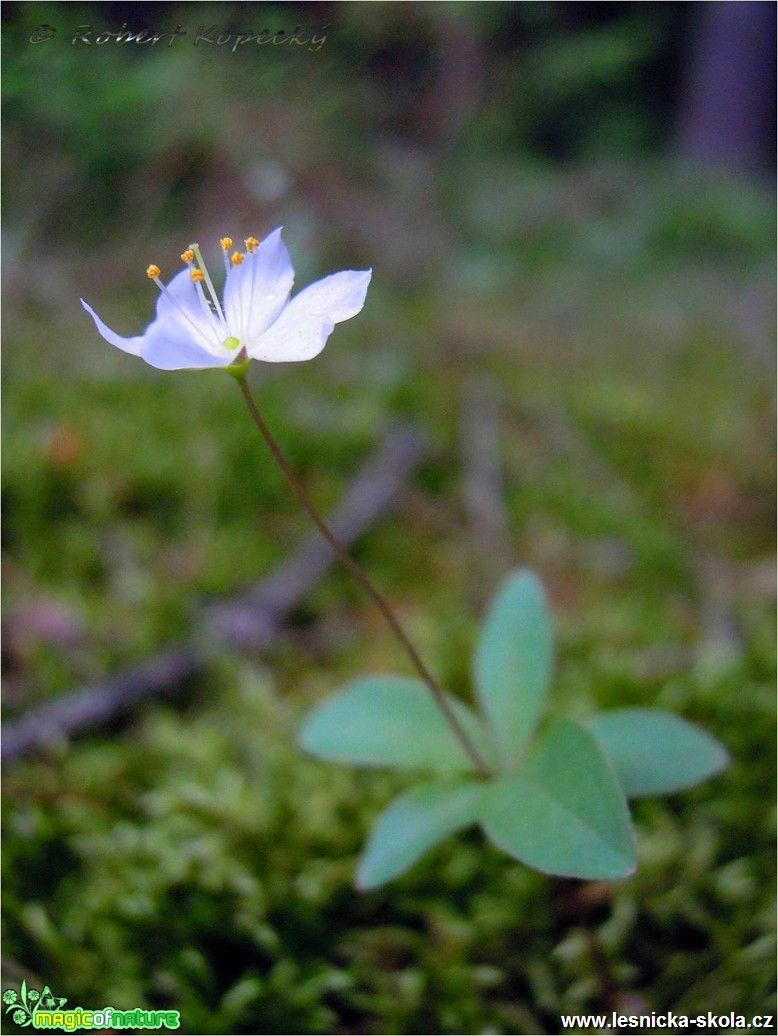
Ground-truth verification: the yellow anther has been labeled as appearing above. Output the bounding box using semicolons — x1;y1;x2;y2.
181;249;194;264
220;237;233;251
190;269;205;283
245;236;260;253
230;251;245;266
146;265;161;280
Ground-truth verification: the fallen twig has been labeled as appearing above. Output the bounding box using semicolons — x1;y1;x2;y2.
2;426;428;763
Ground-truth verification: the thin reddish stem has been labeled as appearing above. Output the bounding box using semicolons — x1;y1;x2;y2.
235;374;491;778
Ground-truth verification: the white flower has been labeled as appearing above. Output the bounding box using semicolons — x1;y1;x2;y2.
81;229;372;371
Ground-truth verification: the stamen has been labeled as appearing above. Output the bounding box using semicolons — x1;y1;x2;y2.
228;249;247;334
191;276;222;340
220;237;233;251
146;265;161;279
188;261;229;349
181;249;195;265
247;240;261;340
190;242;227;330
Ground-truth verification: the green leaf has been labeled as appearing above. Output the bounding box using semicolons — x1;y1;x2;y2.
480;718;636;879
586;708;729;797
474;568;553;769
298;676;496;773
356;780;486;890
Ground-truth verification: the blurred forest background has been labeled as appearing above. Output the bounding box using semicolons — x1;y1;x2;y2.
2;2;775;1034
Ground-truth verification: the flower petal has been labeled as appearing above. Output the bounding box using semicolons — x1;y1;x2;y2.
224;227;294;342
248;268;372;362
81;300;145;356
139;320;232;370
83;268;228;370
140;267;229;368
286;268;373;324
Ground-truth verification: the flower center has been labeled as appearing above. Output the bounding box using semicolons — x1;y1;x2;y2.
145;236;261;356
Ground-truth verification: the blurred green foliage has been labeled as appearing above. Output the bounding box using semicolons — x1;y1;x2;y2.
2;2;775;1033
